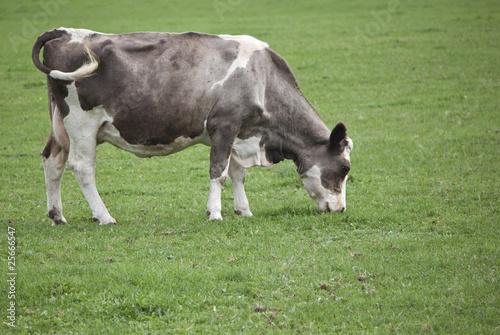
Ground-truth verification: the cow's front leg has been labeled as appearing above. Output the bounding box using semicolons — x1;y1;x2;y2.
67;139;116;225
229;158;253;217
206;128;236;220
207;171;228;221
207;157;230;220
42;137;68;226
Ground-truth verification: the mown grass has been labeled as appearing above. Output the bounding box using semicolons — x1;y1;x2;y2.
1;0;499;333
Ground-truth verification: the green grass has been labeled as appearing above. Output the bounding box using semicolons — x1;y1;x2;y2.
1;0;499;333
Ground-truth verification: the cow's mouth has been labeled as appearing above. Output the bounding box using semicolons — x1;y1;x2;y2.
319;201;345;213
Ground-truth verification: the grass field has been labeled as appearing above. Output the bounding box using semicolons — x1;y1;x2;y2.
1;0;499;333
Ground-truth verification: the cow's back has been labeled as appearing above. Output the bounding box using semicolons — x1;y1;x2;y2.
76;32;245;146
41;29;316;149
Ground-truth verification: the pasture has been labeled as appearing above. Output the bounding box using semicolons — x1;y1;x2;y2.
1;0;498;333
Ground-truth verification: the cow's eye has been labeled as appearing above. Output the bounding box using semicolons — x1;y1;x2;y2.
341;165;350;175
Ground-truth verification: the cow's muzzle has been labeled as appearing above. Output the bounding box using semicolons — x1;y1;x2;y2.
318;200;346;213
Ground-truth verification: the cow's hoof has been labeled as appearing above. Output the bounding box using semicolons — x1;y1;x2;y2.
99;220;117;225
51;218;67;226
47;208;67;226
92;216;117;225
207;210;223;221
235;209;253;217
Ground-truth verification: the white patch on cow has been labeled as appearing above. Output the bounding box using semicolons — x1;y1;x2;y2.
97;121;211;158
338;137;353;211
63;83;116;224
207;157;231;220
64;84;113;136
301;165;328;207
300;165;346;213
207;178;224;221
344;137;353;157
211;35;268;89
231;136;273;169
58;27;101;43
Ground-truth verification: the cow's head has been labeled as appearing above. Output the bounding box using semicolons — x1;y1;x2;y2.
299;122;353;213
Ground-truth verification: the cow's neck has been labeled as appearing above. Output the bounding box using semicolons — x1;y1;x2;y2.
264;104;331;174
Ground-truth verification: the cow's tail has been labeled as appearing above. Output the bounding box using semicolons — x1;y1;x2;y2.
32;29;98;81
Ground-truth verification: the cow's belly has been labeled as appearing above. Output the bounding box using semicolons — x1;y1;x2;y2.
231;136;274;168
95;112;273;167
97;121;211;158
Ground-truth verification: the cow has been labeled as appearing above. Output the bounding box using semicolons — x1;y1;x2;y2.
32;28;353;225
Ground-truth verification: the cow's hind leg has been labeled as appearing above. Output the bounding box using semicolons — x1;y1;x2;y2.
42;135;68;226
229;158;253;217
62;83;115;225
67;138;116;225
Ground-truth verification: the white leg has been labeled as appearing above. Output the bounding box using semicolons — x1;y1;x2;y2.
43;148;68;225
207;177;225;220
67;140;116;225
229;158;253;217
62;83;115;225
206;159;230;221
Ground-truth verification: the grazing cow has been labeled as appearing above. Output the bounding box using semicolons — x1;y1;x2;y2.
32;28;353;225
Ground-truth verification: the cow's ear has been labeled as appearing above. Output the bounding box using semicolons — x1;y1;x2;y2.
329;122;347;146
